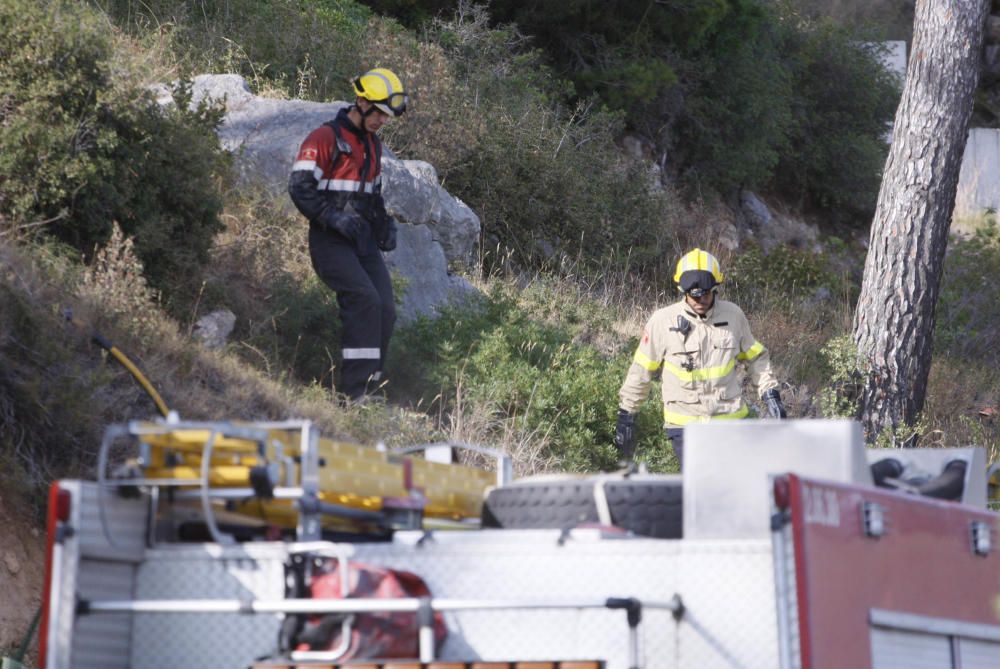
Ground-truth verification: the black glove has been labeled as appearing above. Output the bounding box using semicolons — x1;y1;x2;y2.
614;409;636;461
763;388;787;419
377;216;397;252
322;210;369;252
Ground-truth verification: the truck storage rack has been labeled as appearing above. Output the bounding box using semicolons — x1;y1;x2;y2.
96;418;508;543
248;661;605;669
77;592;684;668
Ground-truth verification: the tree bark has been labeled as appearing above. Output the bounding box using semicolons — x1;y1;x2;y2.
853;0;989;443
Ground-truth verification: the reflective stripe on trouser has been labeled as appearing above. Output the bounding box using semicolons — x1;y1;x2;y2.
309;224;395;399
663;404;749;425
663;405;748;468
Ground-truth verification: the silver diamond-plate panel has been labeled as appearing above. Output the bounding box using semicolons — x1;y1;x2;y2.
55;482;146;669
352;530;777;669
353;530;681;669
72;560;135;669
131;545;287;669
676;540;778;668
62;526;781;669
77;482;148;561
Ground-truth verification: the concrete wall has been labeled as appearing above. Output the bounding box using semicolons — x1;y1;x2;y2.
956;128;1000;219
877;41;997;221
879;40;908;81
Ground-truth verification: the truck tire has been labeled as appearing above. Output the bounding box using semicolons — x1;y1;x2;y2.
482;475;682;539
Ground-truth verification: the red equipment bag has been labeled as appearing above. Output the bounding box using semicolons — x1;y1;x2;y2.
293;561;447;659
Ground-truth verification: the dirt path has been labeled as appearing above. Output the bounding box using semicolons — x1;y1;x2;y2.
0;493;45;665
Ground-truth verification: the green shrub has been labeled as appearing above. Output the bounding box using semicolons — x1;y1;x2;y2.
676;1;794;193
936;218;1000;365
816;334;862;418
417;6;677;273
235;274;343;389
0;0;112;229
725;242;840;313
0;243;111;489
773;22;900;221
391;282;670;472
471;0;897;226
94;0;372;100
485;0;719;117
196;194;345;389
0;0;227;297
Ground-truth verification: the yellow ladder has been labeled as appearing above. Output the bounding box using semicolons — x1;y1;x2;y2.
97;419;506;542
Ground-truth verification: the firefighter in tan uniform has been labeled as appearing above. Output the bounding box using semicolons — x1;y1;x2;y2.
615;249;786;466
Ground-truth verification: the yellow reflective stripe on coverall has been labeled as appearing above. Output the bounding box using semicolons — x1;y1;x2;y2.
632;348;662;371
664;405;750;426
661;358;737;383
737;340;764;362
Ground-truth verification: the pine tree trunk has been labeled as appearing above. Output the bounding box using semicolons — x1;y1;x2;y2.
853;0;989;444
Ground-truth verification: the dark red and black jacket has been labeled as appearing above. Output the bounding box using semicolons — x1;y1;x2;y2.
288;107;388;236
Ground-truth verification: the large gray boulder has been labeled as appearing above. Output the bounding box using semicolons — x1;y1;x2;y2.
385;224;479;323
171;74;480;322
739;190;821;253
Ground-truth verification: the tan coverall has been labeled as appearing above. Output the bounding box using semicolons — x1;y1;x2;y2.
619;298;778;426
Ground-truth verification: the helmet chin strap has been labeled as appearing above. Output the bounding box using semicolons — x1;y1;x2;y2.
356;99;379;118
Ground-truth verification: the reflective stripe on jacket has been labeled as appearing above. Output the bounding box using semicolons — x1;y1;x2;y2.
288;107;384;228
619;298;778;425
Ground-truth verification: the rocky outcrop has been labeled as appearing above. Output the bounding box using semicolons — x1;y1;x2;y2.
193;309;236;350
159;74;480;323
739;191;822;254
378;159;480;269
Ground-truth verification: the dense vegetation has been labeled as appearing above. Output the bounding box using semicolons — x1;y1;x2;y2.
0;0;997;509
0;0;229;294
363;0;901;221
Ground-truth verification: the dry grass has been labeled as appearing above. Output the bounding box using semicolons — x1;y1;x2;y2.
443;380;560;477
3;187;999;509
923;358;1000;457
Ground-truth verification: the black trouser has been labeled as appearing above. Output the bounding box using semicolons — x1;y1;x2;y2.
665;427;685;469
309;224;395;399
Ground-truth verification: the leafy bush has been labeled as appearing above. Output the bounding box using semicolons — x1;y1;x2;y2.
0;0;227;296
197;194;346;388
94;0;372;100
675;1;794;193
725;242;840;313
816;334;862;418
935;219;1000;365
412;6;678;272
364;16;482;168
773;22;900;220
443;1;897;226
0;243;113;490
236;274;343;388
391;280;672;471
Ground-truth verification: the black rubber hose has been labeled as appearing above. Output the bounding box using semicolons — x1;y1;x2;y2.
915;460;967;501
870;458;904;488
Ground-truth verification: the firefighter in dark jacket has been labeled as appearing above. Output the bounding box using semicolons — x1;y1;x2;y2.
289;68;407;400
614;248;786;467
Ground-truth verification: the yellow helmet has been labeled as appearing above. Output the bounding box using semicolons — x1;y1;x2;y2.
353;68;408;117
673;248;724;293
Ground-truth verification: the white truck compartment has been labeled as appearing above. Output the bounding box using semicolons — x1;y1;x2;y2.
41;419;1000;669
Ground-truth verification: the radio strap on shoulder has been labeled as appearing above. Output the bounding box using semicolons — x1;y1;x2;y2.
322;120;353;166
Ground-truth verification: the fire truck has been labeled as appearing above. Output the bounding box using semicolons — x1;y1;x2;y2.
34;416;1000;669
